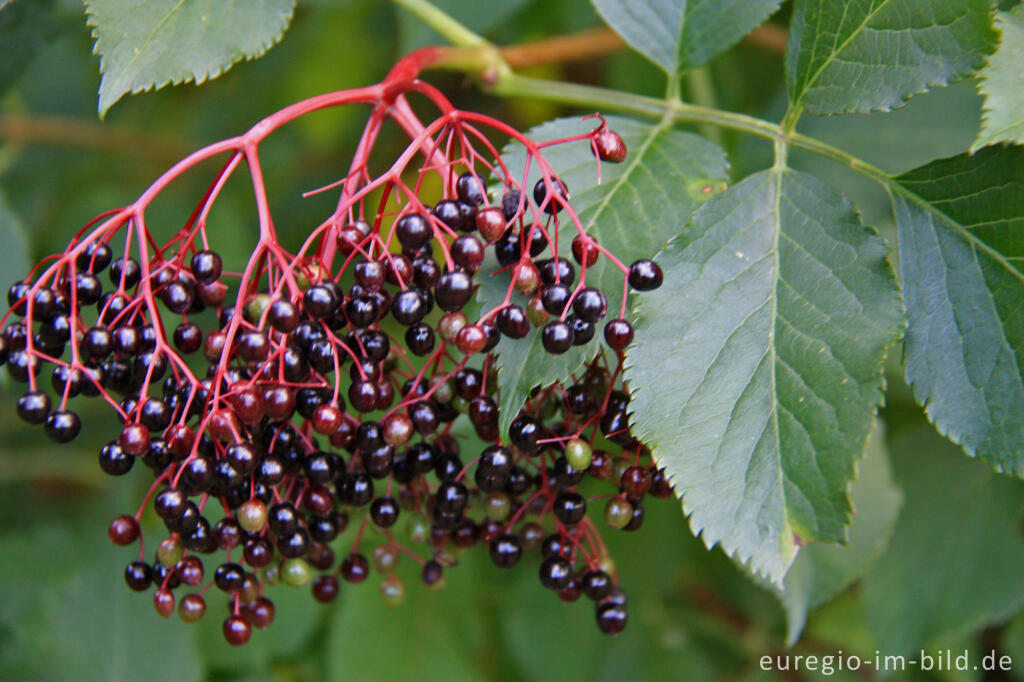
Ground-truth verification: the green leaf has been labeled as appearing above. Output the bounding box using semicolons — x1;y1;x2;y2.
482;115;728;435
590;0;781;75
891;146;1024;475
778;421;903;645
85;0;297;117
1;537;202;681
786;0;997;115
0;0;60;95
626;169;903;583
974;5;1024;149
0;188;32;293
325;562;487;681
861;424;1024;655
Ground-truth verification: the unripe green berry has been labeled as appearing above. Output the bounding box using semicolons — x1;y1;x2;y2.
406;513;430;543
379;575;405;608
156;536;184;567
429;376;454;404
178;593;206;623
439;312;467;342
237;499;267;533
604;497;633;530
485;492;511;521
526;295;549;327
281;558;311;587
245;293;271;323
373;545;399;574
565;438;593;471
261;563;281;586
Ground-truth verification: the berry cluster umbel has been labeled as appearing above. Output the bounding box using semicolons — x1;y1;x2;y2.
1;49;668;645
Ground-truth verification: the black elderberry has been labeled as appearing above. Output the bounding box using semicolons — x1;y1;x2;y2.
77;242;112;274
279;528;310;558
509;415;542;453
16;391;51;424
304;284;338;319
596;602;628;635
572;287;607;323
190;250;223;284
496;305;529;338
478;445;512;478
74;273;102;305
435;480;469;515
541;320;573;354
538;257;575;287
214;562;246;593
604;318;634;350
44;410;80;443
567;314;595;346
405;323;435;356
433;200;463;230
501;189;522;222
172;322;202;354
370;496;400;527
391;289;427;326
345;295;378;328
161;280;193;314
124;561;153;591
582;570;613;601
341;472;374;506
523;224;549;257
268;503;299;536
434;271;473;312
456;171;485;206
489;534;522;568
533;176;569;214
341;553;369;583
628;259;663;291
395;213;432;249
268;299;300;332
539;556;573;590
494;232;521;267
99;441;133;476
553;491;587;525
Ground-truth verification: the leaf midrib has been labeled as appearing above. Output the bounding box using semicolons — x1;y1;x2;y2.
768;167;789;543
891;182;1024;286
108;0;188;77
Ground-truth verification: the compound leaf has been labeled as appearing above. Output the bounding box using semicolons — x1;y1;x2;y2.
85;0;296;116
626;169;902;582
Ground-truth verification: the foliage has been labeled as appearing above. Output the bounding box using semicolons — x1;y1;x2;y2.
2;0;1024;680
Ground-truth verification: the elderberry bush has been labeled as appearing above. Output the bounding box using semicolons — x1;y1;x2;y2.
0;62;668;645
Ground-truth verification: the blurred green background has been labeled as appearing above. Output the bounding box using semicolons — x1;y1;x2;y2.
2;1;1023;680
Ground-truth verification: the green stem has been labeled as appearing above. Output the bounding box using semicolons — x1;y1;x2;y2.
391;0;489;47
494;74;893;184
393;0;896;192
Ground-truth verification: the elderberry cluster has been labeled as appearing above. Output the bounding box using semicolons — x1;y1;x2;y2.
1;100;670;646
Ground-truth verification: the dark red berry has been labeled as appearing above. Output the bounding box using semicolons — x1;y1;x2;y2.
593;128;627;162
223;615;251;646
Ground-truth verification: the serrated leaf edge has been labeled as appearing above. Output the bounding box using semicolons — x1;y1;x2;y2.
624;168;905;585
84;0;297;116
